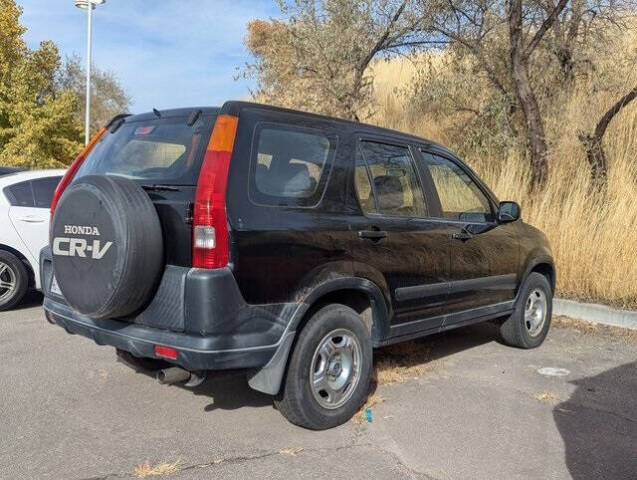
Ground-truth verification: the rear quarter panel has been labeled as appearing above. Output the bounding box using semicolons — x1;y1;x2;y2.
226;107;379;305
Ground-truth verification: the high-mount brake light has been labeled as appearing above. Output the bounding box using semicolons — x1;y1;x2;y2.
50;127;107;219
192;114;238;269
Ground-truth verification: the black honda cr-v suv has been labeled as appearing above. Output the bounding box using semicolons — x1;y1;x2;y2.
41;101;554;429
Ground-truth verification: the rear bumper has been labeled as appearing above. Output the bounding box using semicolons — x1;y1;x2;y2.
40;247;301;372
43;298;279;370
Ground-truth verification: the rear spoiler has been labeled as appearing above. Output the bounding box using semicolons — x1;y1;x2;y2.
105;113;131;129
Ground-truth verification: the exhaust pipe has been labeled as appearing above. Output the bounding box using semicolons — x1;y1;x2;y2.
157;367;191;384
156;367;207;387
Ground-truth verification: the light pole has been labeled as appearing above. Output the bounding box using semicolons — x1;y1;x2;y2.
75;0;105;145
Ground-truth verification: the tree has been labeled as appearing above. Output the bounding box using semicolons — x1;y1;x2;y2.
244;0;421;120
57;54;131;137
413;0;569;189
0;0;82;168
413;0;633;190
578;85;637;186
508;0;569;188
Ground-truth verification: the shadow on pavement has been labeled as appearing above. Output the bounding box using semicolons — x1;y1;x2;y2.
15;290;43;310
554;361;637;480
117;351;273;412
193;372;273;412
376;320;501;366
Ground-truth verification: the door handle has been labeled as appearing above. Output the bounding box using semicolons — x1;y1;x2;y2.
358;230;388;241
17;216;45;223
451;231;472;241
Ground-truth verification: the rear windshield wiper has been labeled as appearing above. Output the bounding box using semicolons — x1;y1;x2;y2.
141;184;180;192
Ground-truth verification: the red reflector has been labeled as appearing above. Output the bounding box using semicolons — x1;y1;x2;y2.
154;345;178;360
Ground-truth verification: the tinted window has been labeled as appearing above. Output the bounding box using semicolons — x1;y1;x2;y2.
4;181;34;207
357;141;426;217
32;176;62;208
354;153;376;214
422;152;493;222
251;126;334;206
75;116;214;185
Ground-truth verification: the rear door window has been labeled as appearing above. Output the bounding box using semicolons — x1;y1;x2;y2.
4;181;34;207
250;125;336;207
32;177;62;208
356;141;427;217
75;115;214;185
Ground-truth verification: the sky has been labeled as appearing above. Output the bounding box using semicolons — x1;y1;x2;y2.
18;0;279;113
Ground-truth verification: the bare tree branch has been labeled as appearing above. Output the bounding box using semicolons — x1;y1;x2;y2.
524;0;569;57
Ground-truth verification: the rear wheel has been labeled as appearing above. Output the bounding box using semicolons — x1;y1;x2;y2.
0;251;28;311
275;304;372;430
500;272;552;348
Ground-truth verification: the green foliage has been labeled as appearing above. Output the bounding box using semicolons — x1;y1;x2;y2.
0;1;82;168
0;0;131;169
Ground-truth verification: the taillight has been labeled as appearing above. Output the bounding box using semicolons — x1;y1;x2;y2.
50;127;107;219
192;114;238;269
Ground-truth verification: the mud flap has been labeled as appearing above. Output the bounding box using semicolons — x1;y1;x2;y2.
247;330;296;395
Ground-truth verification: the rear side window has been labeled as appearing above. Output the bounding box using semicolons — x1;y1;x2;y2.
4;181;34;207
250;125;335;207
356;141;427;217
75;116;214;185
422;152;493;222
32;177;62;208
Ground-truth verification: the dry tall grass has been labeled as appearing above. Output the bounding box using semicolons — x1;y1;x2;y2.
368;31;637;309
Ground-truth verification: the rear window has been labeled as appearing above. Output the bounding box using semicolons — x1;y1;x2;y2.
75;115;215;185
33;176;62;208
4;180;34;207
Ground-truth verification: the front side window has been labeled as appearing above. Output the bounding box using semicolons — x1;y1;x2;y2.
251;125;335;206
356;141;427;217
422;152;493;222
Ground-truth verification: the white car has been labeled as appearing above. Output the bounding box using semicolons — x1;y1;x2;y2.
0;169;66;310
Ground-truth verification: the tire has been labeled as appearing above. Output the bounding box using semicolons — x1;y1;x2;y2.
0;250;29;311
50;175;164;318
274;304;373;430
500;272;552;348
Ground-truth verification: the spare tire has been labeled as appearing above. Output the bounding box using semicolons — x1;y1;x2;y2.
51;175;164;319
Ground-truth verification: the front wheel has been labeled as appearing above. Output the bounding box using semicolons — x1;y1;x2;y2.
500;272;553;349
275;304;372;430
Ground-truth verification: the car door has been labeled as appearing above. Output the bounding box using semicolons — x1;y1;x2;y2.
349;138;451;335
418;150;519;317
7;177;61;263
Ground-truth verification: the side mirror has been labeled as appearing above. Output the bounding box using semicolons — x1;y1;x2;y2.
498;201;521;223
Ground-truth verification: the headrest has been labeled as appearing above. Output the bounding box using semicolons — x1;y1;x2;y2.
374;175;404;210
282;163;314;196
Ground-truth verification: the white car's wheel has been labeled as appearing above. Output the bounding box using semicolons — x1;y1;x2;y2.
0;251;28;311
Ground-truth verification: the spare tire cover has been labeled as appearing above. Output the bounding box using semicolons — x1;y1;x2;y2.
51;175;164;319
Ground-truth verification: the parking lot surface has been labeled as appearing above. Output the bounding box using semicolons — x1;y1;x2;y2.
1;296;635;479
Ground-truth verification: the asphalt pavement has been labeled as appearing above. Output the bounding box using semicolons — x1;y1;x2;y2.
1;293;635;480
